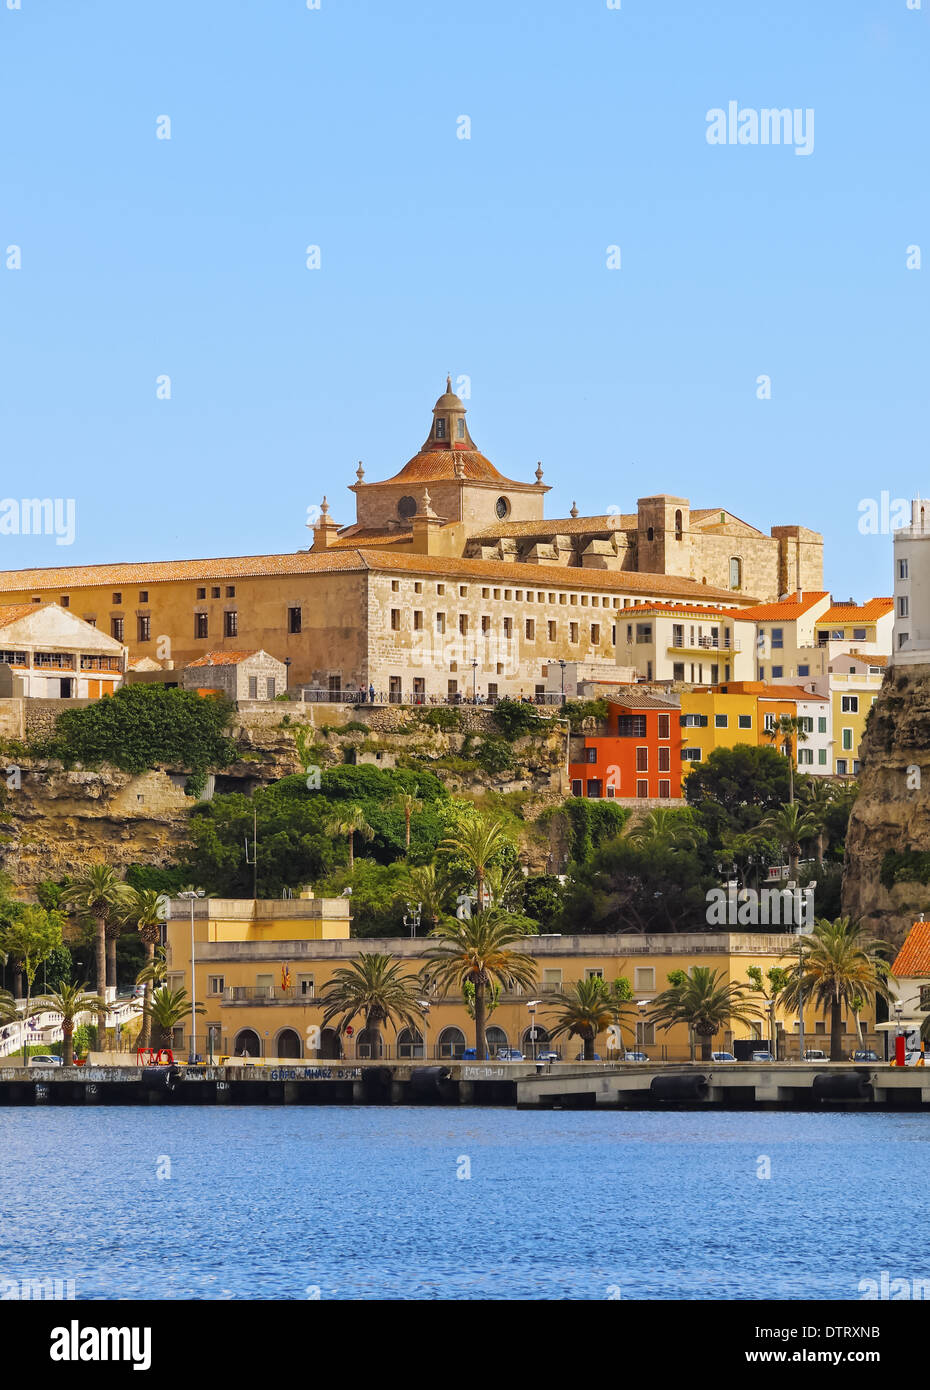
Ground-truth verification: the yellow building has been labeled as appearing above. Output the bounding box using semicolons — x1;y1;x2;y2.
164;896;879;1062
679;687;759;773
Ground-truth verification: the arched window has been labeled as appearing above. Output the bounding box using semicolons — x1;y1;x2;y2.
438;1026;466;1059
674;509;683;540
234;1028;261;1059
729;557;742;590
457;418;465;439
647;526;655;542
397;1027;425;1059
486;1026;508;1056
274;1028;302;1059
435;418;446;439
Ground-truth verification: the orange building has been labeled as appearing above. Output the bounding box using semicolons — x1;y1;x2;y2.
568;693;682;800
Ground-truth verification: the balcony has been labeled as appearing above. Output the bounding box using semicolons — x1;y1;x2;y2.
223;985;316;1004
669;636;741;652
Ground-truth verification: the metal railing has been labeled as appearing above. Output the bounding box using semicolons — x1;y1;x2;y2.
223;985;314;1002
669;637;740;652
295;689;566;708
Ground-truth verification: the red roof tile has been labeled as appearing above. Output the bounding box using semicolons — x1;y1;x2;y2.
892;922;930;977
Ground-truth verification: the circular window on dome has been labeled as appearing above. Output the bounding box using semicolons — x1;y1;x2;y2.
495;496;510;519
397;496;417;520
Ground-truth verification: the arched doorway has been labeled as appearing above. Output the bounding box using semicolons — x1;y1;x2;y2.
486;1026;508;1057
234;1028;261;1059
356;1028;384;1060
438;1026;466;1059
397;1027;425;1059
521;1025;551;1057
275;1028;301;1059
319;1028;342;1060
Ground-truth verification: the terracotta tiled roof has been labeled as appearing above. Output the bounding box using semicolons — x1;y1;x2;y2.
736;591;830;621
690;508;765;535
615;601;750;620
714;680;828;701
607;693;681;710
0;548;758;605
0;602;49;628
817;598;894;623
326;526;414;549
185;650;263;667
892;921;930;978
371;450;520;485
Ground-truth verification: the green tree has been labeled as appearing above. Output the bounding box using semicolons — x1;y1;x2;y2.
751;802;820;882
34;982;105;1065
318;953;425;1059
422;909;538;1060
684;743;792;838
648;966;763;1061
624;807;701;852
0;907;65;1062
122;888;167;1050
546;976;621;1062
326;804;374;872
440;815;513;910
779;917;894;1062
146;986;204;1052
393;786;422;856
558;837;716;935
65;866;131;1038
764;714;808;803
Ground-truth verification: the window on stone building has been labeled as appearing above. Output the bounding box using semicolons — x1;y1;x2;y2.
288;607;301;633
459;614;468;636
525;619;535;640
196;588;206;600
590;623;599;645
435;418;446;439
212;587;220;599
112;592;122;605
137;616;150;642
414;582;422;594
481;616;491;634
195;614;208;639
503;617;512;638
899;559;909;580
459;586;467;597
436;612;446;633
569;623;578;643
414;611;423;630
224;611;238;637
226;587;235;598
547;621;556;641
60;596;69;608
391;610;401;630
139;591;148;603
636;747;648;772
729;557;742;589
111;617;124;641
266;678;276;699
436;584;445;595
674;509;683;540
249;677;258;698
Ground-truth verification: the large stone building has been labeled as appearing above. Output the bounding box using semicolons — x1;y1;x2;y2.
0;382;823;701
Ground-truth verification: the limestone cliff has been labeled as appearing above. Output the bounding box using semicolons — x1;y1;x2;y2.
842;662;930;949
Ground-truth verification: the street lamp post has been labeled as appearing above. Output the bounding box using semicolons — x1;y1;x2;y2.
471;658;478;703
637;999;648;1056
179;889;205;1061
403;901;422;938
527;999;541;1060
416;999;431;1060
558;658;566;701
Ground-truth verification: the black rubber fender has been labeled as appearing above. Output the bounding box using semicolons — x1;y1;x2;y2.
650;1072;709;1100
408;1066;451;1096
141;1066;181;1090
812;1070;872;1100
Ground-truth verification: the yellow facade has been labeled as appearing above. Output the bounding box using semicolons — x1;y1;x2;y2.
164;899;879;1063
679;688;759;776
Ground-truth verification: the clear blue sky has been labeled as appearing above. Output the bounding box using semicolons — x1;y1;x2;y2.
1;0;927;601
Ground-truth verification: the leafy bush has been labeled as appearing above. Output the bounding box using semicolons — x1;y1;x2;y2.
880;851;930;890
473;738;515;775
37;686;237;788
416;707;461;731
493;698;545;740
72;1024;96;1056
559;798;629;864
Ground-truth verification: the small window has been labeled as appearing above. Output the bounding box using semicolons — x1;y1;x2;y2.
841;695;859;713
196;588;206;600
771;666;783;679
898;598;908;618
658;780;670;798
657;714;670;739
899;559;909;580
414;611;424;631
590;623;600;645
288;607;302;634
111;617;124;642
836;758;848;776
636;747;648;772
208;976;225;995
818;748;827;765
224;611;238;638
729;557;742;589
569;623;579;643
226;586;236;598
525;619;535;640
459;586;468;597
139;591;148;603
738;714;752;729
715;714;728;728
391;610;401;630
266;677;276;699
391;580;399;592
60;596;69;608
459;614;468;635
137;616;151;642
658;747;670;772
436;612;446;633
771;628;783;648
853;626;867;639
112;592;122;605
248;676;258;699
435;418;446;439
634;967;655;991
798;664;809;677
212;587;220;599
547;621;556;641
842;728;854;751
195;614;208;639
818;716;827;733
436;584;445;595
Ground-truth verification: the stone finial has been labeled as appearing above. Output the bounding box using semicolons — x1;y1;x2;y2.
570;501;579;518
535;461;544;482
453;456;466;480
319;496;330;517
422;488;438;519
356;461;365;482
446;373;452;392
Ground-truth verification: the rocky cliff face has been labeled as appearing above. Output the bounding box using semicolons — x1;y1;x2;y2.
842;663;930;949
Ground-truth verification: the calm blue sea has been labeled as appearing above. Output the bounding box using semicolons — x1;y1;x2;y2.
1;1107;924;1300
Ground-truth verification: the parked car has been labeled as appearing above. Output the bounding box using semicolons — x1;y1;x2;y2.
496;1049;524;1061
623;1051;649;1062
905;1050;925;1067
853;1050;880;1062
536;1051;560;1062
803;1048;827;1060
27;1054;61;1067
751;1051;775;1062
711;1051;736;1062
574;1051;602;1061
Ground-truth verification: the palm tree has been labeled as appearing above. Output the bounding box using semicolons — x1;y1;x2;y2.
146;986;205;1052
65;866;131;1039
546;977;620;1062
798;778;835;867
764;714;808;803
326;805;374;872
422;909;537;1060
34;982;104;1065
440;816;511;911
318;953;425;1059
402;863;453;930
122;888;166;1051
393;787;422;856
751;802;820;883
779;917;894;1062
648;966;764;1061
624;807;699;852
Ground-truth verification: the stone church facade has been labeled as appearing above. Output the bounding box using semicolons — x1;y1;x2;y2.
0;381;823;699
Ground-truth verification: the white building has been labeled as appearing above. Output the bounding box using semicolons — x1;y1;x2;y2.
892;499;930;663
0;602;126;698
